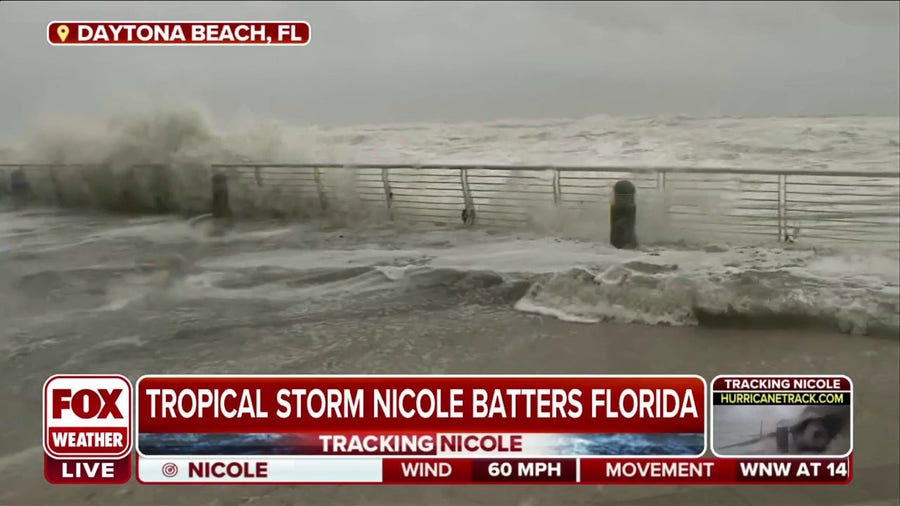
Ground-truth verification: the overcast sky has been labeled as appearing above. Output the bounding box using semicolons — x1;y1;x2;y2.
0;1;898;143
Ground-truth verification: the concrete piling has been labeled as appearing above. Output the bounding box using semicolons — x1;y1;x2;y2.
211;173;232;219
610;180;637;249
9;168;30;208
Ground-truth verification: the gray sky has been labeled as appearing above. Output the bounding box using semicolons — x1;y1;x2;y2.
0;1;898;143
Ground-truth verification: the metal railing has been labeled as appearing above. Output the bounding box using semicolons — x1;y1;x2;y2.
210;163;899;246
2;163;899;247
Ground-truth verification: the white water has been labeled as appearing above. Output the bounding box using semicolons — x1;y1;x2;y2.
2;109;898;247
1;109;898;333
190;232;899;334
4;208;894;335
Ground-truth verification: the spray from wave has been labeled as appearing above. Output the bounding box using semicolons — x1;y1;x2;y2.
2;107;368;220
4;108;897;238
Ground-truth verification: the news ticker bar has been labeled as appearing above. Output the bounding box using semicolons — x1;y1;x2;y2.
42;455;853;486
131;456;853;485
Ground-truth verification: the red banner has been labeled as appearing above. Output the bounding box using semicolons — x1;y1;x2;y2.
137;375;706;434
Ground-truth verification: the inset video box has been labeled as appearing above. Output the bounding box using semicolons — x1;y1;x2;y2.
710;375;852;458
135;375;707;484
708;374;852;485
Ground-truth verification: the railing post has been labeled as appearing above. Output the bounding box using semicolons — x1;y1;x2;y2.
50;166;65;205
253;166;263;186
381;168;393;220
149;163;171;213
552;168;561;206
211;172;232;219
460;168;476;225
777;174;786;241
9;167;30;208
313;166;328;211
655;169;670;233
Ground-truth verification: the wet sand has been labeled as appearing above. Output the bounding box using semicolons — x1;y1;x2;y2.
1;312;897;506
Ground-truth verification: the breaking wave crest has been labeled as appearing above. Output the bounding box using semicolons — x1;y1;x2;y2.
1;107;356;219
513;262;899;336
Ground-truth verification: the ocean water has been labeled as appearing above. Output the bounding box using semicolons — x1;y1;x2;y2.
0;110;897;333
5;110;898;169
0;111;899;504
2;111;897;229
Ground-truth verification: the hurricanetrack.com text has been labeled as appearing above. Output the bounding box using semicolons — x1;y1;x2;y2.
715;392;846;405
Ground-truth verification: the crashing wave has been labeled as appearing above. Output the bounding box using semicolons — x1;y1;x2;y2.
513;261;899;337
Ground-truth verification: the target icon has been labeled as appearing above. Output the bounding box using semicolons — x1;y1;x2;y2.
161;462;178;478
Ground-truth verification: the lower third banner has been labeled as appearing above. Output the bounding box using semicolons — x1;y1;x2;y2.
135;374;708;483
136;455;852;484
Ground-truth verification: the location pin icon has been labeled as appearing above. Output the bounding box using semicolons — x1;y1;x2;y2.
57;24;69;42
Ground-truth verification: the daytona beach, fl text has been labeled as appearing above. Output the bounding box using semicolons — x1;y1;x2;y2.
47;22;310;45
